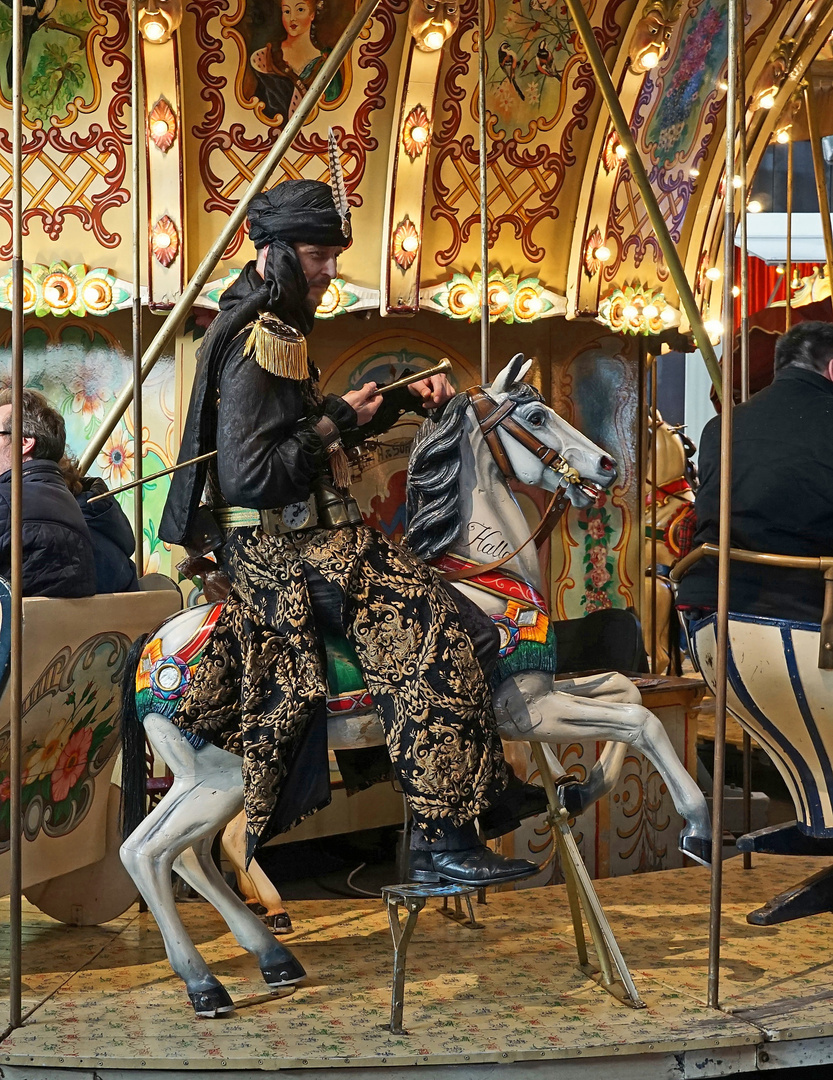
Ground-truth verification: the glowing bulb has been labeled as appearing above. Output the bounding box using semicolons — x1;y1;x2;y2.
775;265;785;275
151;119;170;139
705;267;721;281
732;175;742;189
776;128;790;144
401;234;419;253
155;232;171;248
594;244;611;262
705;318;723;338
615;143;627;159
661;306;676;324
718;80;728;91
410;125;428;144
492;288;510;306
143;16;167;41
732;285;741;297
642;48;660;69
759;91;776;110
460;289;478;307
689;167;700;178
747;199;763;213
423;30;445;50
523;295;543;313
643;303;659;320
622;303;639;320
44;285;60;305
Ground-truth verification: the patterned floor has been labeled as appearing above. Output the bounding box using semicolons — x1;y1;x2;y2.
2;855;833;1071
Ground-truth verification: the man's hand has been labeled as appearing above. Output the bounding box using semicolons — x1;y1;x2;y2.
342;382;383;425
407;373;455;409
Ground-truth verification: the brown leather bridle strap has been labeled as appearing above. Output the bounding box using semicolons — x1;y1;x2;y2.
468;388;517;479
441;485;570;582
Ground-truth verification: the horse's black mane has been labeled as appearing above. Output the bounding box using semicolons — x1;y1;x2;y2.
406;382;542;561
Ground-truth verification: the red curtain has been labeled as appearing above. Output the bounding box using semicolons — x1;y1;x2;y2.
733;250;818;323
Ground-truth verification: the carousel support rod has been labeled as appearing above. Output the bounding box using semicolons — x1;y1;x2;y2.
804;78;833;292
478;0;489;384
737;0;752;869
9;0;24;1033
561;0;722;398
131;0;143;576
786;136;793;331
77;0;383;476
708;0;739;1010
650;357;658;674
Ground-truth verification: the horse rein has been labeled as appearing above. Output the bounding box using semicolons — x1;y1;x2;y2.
441;387;573;583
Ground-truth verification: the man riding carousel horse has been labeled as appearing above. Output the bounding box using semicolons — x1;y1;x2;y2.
156;177;550;889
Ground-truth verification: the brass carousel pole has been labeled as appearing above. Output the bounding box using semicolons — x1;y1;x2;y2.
78;0;383;475
8;0;24;1031
131;0;143;576
478;0;489;383
786;134;793;330
708;0;739;1008
560;0;722;396
804;78;833;290
650;358;658;674
737;0;752;871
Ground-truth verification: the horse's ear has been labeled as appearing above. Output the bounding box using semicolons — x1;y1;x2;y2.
491;354;532;395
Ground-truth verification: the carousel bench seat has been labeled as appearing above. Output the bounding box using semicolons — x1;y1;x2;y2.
0;579;182;917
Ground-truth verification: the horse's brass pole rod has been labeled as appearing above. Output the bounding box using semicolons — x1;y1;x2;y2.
786;136;793;331
560;0;722;398
708;0;739;1007
77;0;384;476
8;0;24;1033
804;78;833;292
131;0;143;576
477;0;489;384
90;361;455;502
671;542;833;580
650;360;658;675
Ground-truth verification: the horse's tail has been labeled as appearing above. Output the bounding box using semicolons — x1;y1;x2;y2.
120;632;149;841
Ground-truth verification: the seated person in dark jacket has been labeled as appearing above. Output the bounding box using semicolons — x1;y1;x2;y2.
677;321;833;622
58;455;139;593
0;389;96;598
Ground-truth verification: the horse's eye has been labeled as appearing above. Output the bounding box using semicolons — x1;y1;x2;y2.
527;410;546;428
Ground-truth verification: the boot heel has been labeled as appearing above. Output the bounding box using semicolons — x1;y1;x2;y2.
409;868;442;883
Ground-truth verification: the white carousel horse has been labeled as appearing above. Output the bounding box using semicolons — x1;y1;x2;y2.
119;354;711;1017
643;411;697;673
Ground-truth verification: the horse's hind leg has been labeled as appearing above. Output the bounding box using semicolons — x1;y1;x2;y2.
221;810;292;933
173;837;304;990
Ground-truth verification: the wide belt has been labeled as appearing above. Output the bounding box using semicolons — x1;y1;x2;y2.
213;485;363;537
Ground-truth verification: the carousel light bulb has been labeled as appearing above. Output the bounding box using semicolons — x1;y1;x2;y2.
423;29;445;50
410;125;428;145
660;305;676;324
622;303;639;320
642;48;661;69
732;285;741;297
718;80;728;91
689;167;700;178
776;128;790;144
142;15;167;41
775;265;785;274
615;143;627;159
705;318;723;338
44;285;60;305
151;118;170;139
82;282;106;307
460;289;478;308
401;234;419;253
523;295;543;313
705;267;721;281
732;175;742;189
155;232;171;248
759;91;777;110
492;288;510;306
594;244;612;262
747;199;763;213
643;303;659;319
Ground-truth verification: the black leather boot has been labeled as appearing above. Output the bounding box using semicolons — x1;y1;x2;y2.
409;844;537;885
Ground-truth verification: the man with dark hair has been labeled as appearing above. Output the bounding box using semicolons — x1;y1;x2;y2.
159;179;543;884
677;319;833;620
0;388;96;597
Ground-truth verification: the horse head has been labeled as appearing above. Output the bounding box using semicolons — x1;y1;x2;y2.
487;354;617;508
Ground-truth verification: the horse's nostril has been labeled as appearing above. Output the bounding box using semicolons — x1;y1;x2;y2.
600;456;616;473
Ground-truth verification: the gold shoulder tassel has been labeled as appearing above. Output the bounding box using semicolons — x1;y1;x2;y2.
244;314;309;380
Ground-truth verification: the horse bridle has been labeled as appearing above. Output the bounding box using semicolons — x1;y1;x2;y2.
441;387;588;583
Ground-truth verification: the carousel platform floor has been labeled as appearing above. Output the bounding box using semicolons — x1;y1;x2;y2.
3;855;833;1078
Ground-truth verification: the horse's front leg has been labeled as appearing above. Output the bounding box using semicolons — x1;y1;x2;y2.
493;672;711;864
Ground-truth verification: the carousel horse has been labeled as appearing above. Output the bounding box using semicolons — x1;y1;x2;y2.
119;355;711;1017
643;411;697;673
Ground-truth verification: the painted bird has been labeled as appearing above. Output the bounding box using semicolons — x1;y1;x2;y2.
1;0;58;89
535;39;561;79
497;41;525;100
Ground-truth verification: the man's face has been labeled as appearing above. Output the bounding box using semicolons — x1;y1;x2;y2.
0;404;33;475
293;243;343;310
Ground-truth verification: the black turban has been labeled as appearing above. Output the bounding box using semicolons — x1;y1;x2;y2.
248;179;351;249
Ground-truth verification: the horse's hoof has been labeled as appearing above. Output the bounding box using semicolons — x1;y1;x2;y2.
188;985;235;1018
269;911;293;935
261;954;306;989
679;834;712;868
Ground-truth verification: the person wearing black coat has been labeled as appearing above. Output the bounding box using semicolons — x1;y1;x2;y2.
677;320;833;622
0;389;96;598
59;456;139;593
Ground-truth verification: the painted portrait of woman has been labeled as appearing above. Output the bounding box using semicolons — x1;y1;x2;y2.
248;0;345;123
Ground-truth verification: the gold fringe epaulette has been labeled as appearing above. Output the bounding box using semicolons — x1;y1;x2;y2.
244;313;308;380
